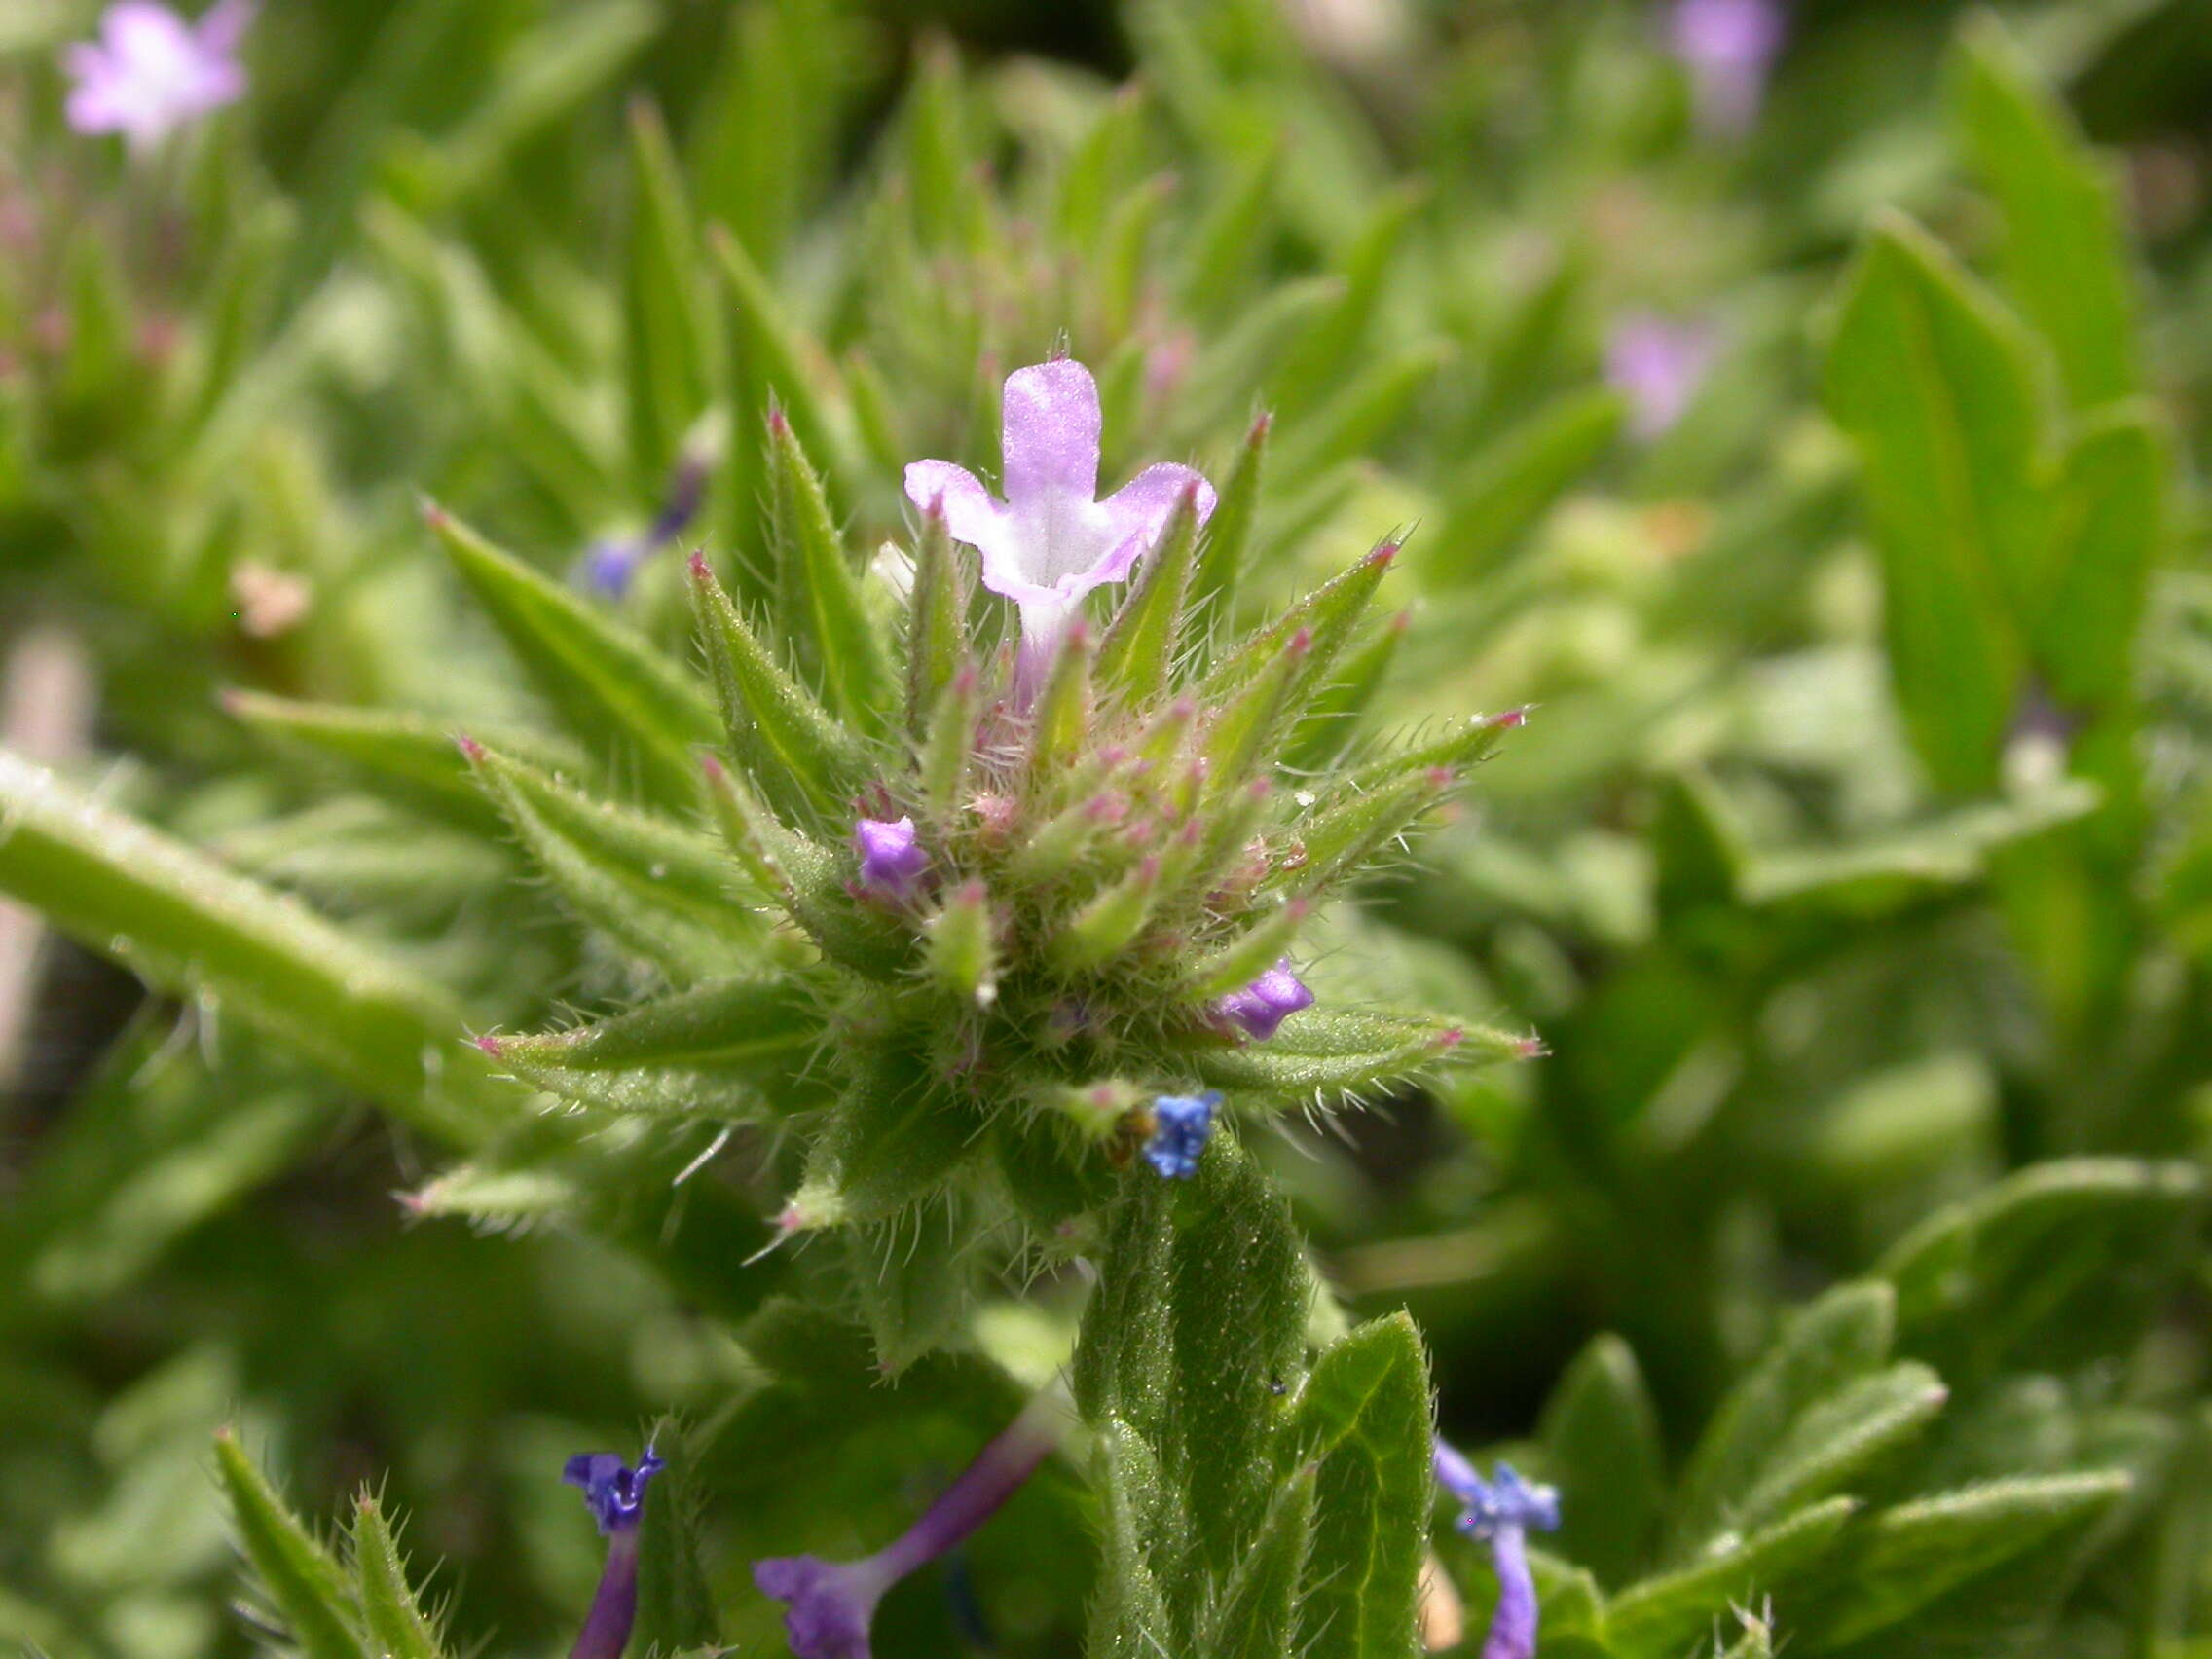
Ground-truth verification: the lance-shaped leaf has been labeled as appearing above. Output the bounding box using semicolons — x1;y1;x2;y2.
426;504;718;809
224;692;582;838
1029;623;1097;784
1096;485;1205;705
766;407;895;728
1052;856;1163;974
787;1066;983;1229
1795;1472;2131;1653
633;1419;721;1653
1604;1498;1857;1659
1272;183;1426;417
1955;15;2139;410
1272;343;1449;488
925;880;998;1005
1187;899;1311;1000
463;739;758;982
1181;1009;1522;1096
624;99;717;487
1189;411;1270;642
689;553;876;824
904;502;968;739
1428;387;1623;581
1667;1282;1895;1561
2033;408;2167;710
350;1499;442;1659
1824;217;2041;795
1199;540;1395;709
1204;1465;1316;1659
710;226;852;526
918;663;981;822
847;1209;982;1375
0;751;500;1146
1289;772;1446;897
215;1431;365;1659
482;976;818;1077
1281;611;1406;775
1294;1312;1433;1659
700;756;910;979
1201;627;1314;801
1731;1363;1949;1540
1539;1333;1666;1589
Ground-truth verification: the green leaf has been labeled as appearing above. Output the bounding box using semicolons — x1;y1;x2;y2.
689;554;877;826
0;752;499;1146
1190;411;1271;643
350;1500;442;1659
766;408;896;729
223;692;580;838
1182;1008;1508;1097
1207;1465;1316;1659
624;99;717;487
847;1211;982;1375
2032;407;2167;709
710;225;853;539
1823;216;2042;794
214;1432;365;1659
633;1419;720;1653
1732;1362;1949;1538
903;503;970;741
484;975;818;1073
1295;1312;1433;1659
1604;1498;1857;1659
1874;1158;2203;1384
1538;1334;1666;1588
1669;1283;1894;1560
427;504;719;810
463;741;758;982
1955;15;2139;409
789;1065;983;1229
1799;1472;2131;1653
1427;387;1623;581
1097;488;1204;706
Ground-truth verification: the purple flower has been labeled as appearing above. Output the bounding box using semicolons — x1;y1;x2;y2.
756;1396;1060;1659
1434;1443;1560;1659
1214;959;1314;1042
1143;1091;1220;1179
853;816;928;901
563;1447;663;1659
1604;313;1716;441
63;1;252;155
1666;0;1786;136
903;358;1216;704
576;439;714;599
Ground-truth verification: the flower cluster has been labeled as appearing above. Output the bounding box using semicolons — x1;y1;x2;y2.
562;1446;664;1659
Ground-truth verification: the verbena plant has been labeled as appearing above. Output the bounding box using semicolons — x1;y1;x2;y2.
4;2;2211;1656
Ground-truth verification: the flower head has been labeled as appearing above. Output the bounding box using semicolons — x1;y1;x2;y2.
565;1446;664;1535
1143;1091;1221;1179
64;1;252;155
1215;960;1314;1041
1604;313;1716;441
1667;0;1786;135
1433;1443;1560;1659
853;816;928;901
756;1396;1060;1659
903;358;1215;702
564;1446;663;1659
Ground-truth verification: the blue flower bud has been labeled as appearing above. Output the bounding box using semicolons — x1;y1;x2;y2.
1143;1091;1220;1179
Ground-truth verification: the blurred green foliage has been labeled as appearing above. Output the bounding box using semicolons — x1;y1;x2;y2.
6;0;2212;1655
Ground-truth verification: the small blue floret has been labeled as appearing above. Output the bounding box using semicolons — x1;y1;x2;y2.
564;1446;664;1534
1143;1091;1221;1179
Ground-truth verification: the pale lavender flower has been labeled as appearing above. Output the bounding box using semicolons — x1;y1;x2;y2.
1144;1091;1220;1179
1434;1442;1560;1659
1604;313;1716;441
1666;0;1786;136
563;1446;663;1659
853;816;928;901
903;357;1215;705
756;1396;1060;1659
63;0;253;155
1215;959;1313;1042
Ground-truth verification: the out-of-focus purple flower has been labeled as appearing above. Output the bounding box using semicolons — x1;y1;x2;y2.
576;440;714;599
63;1;252;155
1434;1442;1560;1659
1667;0;1786;136
563;1446;663;1659
853;815;928;901
1215;959;1313;1041
903;357;1216;705
1144;1091;1220;1179
1604;313;1716;441
756;1396;1060;1659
